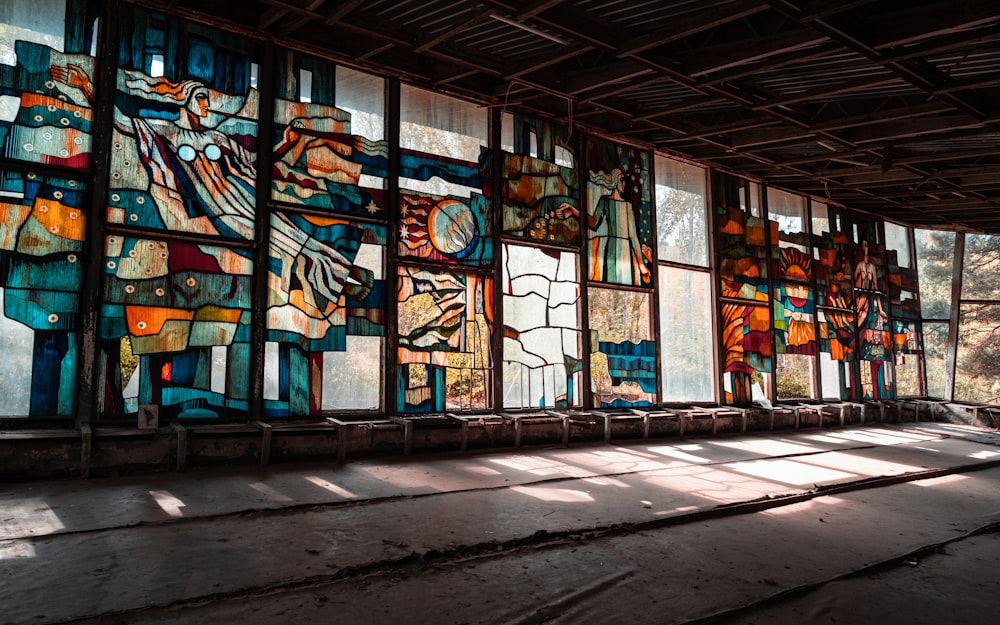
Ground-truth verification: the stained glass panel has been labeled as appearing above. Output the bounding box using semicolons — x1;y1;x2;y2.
107;8;260;239
815;231;853;309
0;169;84;416
721;301;772;405
271;54;388;219
265;212;385;415
397;266;492;412
716;173;770;301
98;235;253;419
773;282;816;356
0;1;98;168
399;86;491;267
502;244;581;409
588;287;655;408
500;153;579;246
585;138;653;286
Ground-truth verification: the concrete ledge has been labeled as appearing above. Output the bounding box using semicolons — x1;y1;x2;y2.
0;400;989;481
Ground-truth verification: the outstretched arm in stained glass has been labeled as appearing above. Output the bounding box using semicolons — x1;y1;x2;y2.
49;63;95;105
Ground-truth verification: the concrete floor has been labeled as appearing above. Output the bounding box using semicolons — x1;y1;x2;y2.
2;422;1000;625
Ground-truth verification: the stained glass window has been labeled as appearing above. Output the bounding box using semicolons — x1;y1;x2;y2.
397;266;492;412
271;55;387;219
767;188;816;399
0;169;85;416
500;161;576;242
585;138;654;286
588;287;655;408
502;244;581;409
399;86;491;267
716;173;769;301
97;235;254;419
107;7;260;239
265;54;387;416
96;8;259;421
0;0;99;168
716;173;772;405
265;212;385;415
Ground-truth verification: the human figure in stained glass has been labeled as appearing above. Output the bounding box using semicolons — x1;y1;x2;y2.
50;64;372;325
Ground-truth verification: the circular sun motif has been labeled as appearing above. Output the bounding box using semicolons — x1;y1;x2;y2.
427;199;477;256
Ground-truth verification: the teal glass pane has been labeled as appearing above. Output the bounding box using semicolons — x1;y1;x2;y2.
97;235;253;420
0;0;99;168
0;169;85;416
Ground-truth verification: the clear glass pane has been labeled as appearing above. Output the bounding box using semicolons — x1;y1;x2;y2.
884;221;911;268
658;266;714;402
955;303;1000;403
654;156;708;267
336;65;385;140
915;229;954;319
811;201;829;236
819;352;848;400
776;354;815;399
962;234;1000;301
923;322;949;398
766;187;806;234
